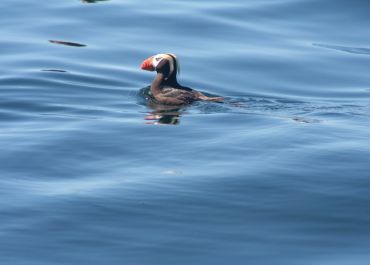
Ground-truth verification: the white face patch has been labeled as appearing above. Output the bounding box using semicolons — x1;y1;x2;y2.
151;53;177;79
152;54;165;68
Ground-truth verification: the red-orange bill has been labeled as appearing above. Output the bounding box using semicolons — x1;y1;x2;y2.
141;57;155;71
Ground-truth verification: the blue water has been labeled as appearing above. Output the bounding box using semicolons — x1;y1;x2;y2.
1;0;370;264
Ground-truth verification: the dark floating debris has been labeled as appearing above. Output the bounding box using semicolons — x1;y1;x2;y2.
313;43;370;56
49;40;86;47
81;0;109;3
42;69;68;73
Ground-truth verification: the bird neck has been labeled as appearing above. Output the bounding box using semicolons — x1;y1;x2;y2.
162;73;179;87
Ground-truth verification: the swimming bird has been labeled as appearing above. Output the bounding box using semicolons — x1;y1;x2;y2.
141;53;223;105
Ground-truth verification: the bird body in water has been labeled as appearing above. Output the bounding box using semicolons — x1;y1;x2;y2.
141;53;223;105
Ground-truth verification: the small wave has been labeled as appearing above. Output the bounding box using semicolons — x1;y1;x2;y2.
138;88;370;125
313;43;370;56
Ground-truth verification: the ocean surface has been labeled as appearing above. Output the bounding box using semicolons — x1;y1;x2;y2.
1;0;370;264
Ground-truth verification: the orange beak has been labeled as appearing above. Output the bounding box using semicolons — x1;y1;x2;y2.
141;57;155;71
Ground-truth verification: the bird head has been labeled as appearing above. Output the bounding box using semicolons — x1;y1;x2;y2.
141;53;180;76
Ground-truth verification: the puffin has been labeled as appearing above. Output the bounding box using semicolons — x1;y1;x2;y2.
141;53;223;105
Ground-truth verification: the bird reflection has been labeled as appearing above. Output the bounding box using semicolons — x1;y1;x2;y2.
138;86;186;125
144;102;183;125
